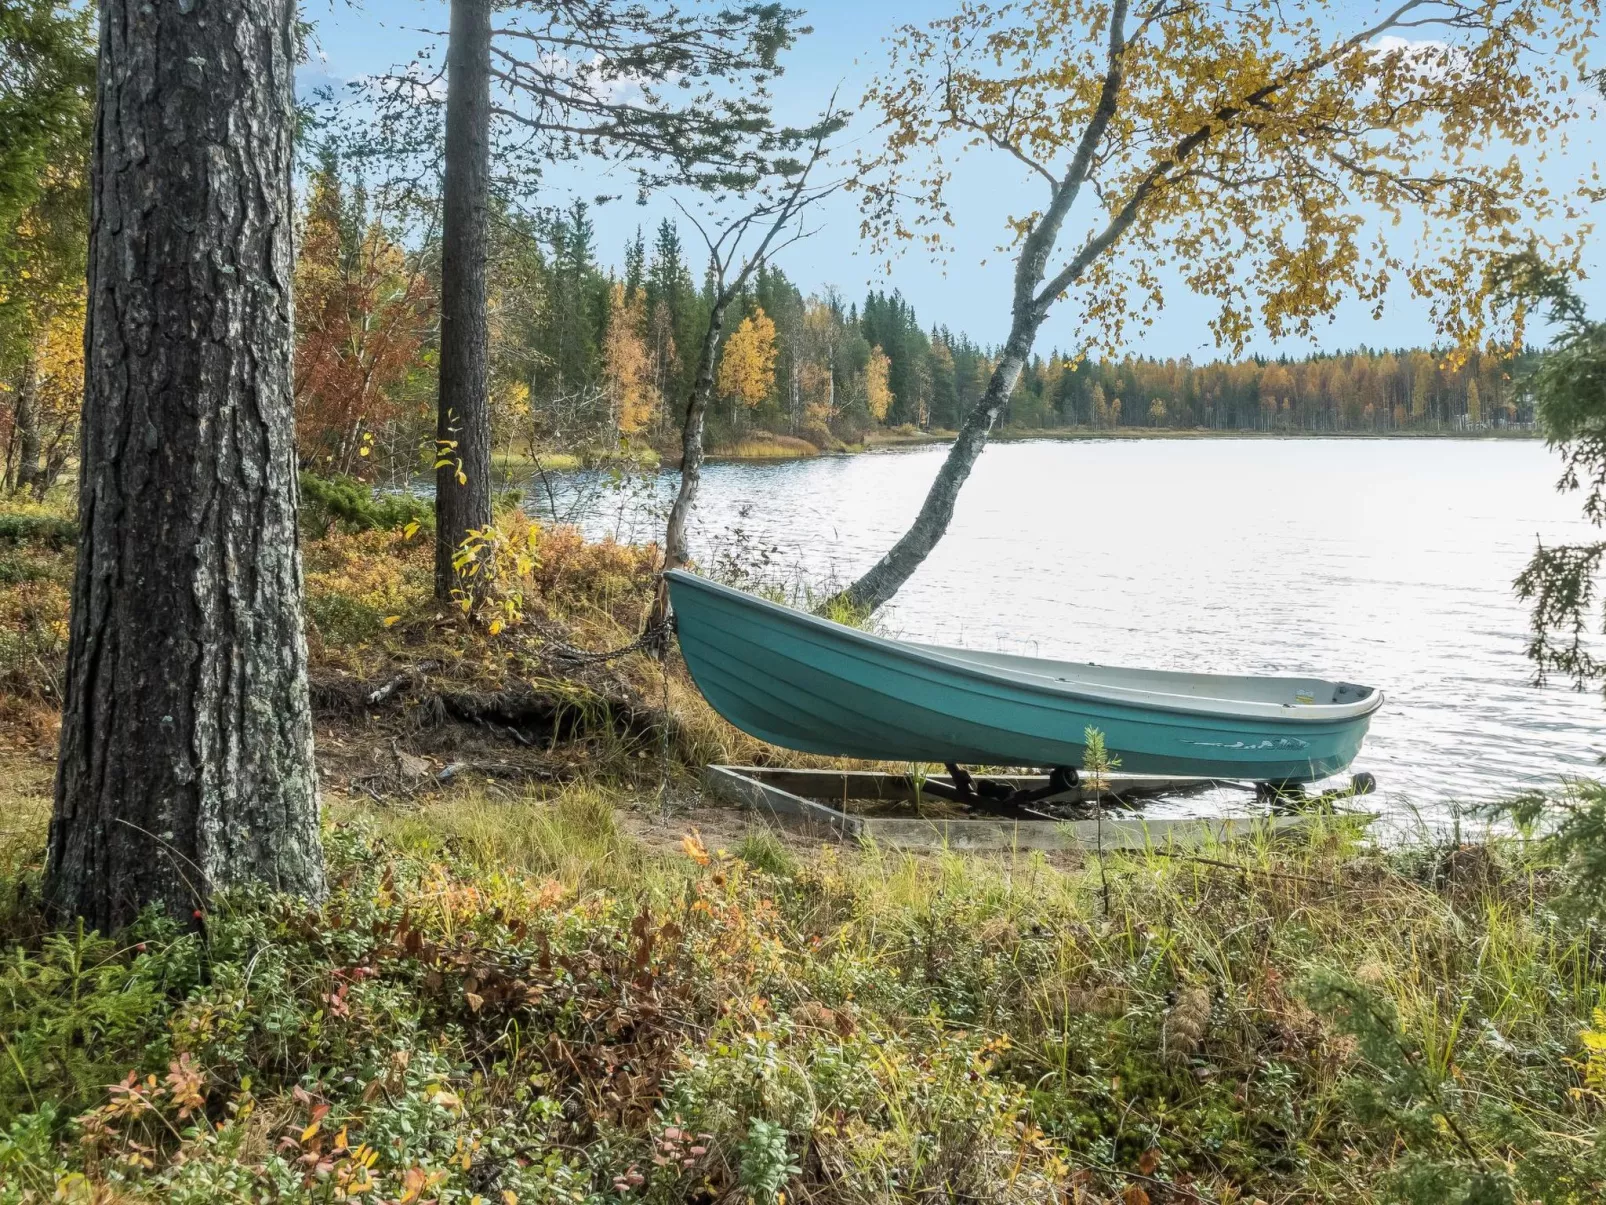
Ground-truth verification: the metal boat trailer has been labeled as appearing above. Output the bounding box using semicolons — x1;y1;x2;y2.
919;762;1377;820
702;765;1376;852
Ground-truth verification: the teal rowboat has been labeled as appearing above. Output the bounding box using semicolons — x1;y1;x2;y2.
665;569;1382;784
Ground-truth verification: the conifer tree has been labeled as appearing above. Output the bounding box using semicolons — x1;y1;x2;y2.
49;0;322;928
372;0;812;600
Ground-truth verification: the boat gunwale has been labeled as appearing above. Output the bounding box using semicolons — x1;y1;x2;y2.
665;569;1385;725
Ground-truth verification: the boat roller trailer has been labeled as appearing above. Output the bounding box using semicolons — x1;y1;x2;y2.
664;569;1383;850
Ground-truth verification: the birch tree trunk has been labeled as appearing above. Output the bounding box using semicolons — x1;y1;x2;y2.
664;306;727;568
834;327;1033;615
830;0;1131;616
828;161;1090;615
433;0;494;600
649;301;727;631
47;0;322;930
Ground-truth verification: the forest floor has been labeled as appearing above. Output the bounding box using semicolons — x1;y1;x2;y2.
1;486;1603;1203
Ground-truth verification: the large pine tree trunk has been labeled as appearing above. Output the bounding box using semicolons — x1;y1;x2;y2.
434;0;494;600
47;0;322;931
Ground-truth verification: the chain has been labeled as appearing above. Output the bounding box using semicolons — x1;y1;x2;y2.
537;615;672;665
656;645;673;822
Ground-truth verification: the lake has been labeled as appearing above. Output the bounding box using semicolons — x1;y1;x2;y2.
524;436;1605;820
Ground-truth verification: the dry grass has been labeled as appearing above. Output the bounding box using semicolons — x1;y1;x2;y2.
0;753;51;877
713;432;821;459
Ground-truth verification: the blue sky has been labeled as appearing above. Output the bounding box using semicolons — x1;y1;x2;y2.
299;0;1606;360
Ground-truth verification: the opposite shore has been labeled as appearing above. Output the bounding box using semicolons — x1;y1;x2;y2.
498;422;1540;474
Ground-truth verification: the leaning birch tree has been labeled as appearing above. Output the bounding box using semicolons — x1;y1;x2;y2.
833;0;1597;614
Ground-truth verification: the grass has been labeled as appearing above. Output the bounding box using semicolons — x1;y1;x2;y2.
492;446;662;474
1;761;1603;1202
360;782;684;897
496;448;583;471
860;425;954;449
710;432;822;460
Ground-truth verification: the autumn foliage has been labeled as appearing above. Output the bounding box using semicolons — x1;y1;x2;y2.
602;283;661;436
1;287;82;495
293;162;435;477
716;306;779;412
863;345;893;422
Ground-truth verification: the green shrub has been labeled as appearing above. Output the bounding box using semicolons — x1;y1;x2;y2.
0;514;76;545
304;590;388;644
733;828;797;878
298;471;432;537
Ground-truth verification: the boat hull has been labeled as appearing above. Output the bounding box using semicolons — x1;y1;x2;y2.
666;571;1379;784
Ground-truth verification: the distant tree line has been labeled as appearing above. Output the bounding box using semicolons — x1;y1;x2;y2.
283;156;1533;484
2;136;1538;496
1006;345;1529;434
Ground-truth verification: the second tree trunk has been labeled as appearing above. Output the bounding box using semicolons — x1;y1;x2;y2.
434;0;495;599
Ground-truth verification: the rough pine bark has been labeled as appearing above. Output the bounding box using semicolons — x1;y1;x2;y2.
434;0;494;600
47;0;322;930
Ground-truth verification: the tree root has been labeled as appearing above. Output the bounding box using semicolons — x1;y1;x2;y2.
311;665;682;756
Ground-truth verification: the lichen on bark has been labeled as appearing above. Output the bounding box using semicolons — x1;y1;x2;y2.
47;0;323;931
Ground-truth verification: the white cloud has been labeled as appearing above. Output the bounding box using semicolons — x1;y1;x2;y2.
519;50;665;107
1368;35;1470;82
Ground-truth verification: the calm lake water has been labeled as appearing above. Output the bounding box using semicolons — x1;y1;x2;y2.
527;437;1606;820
